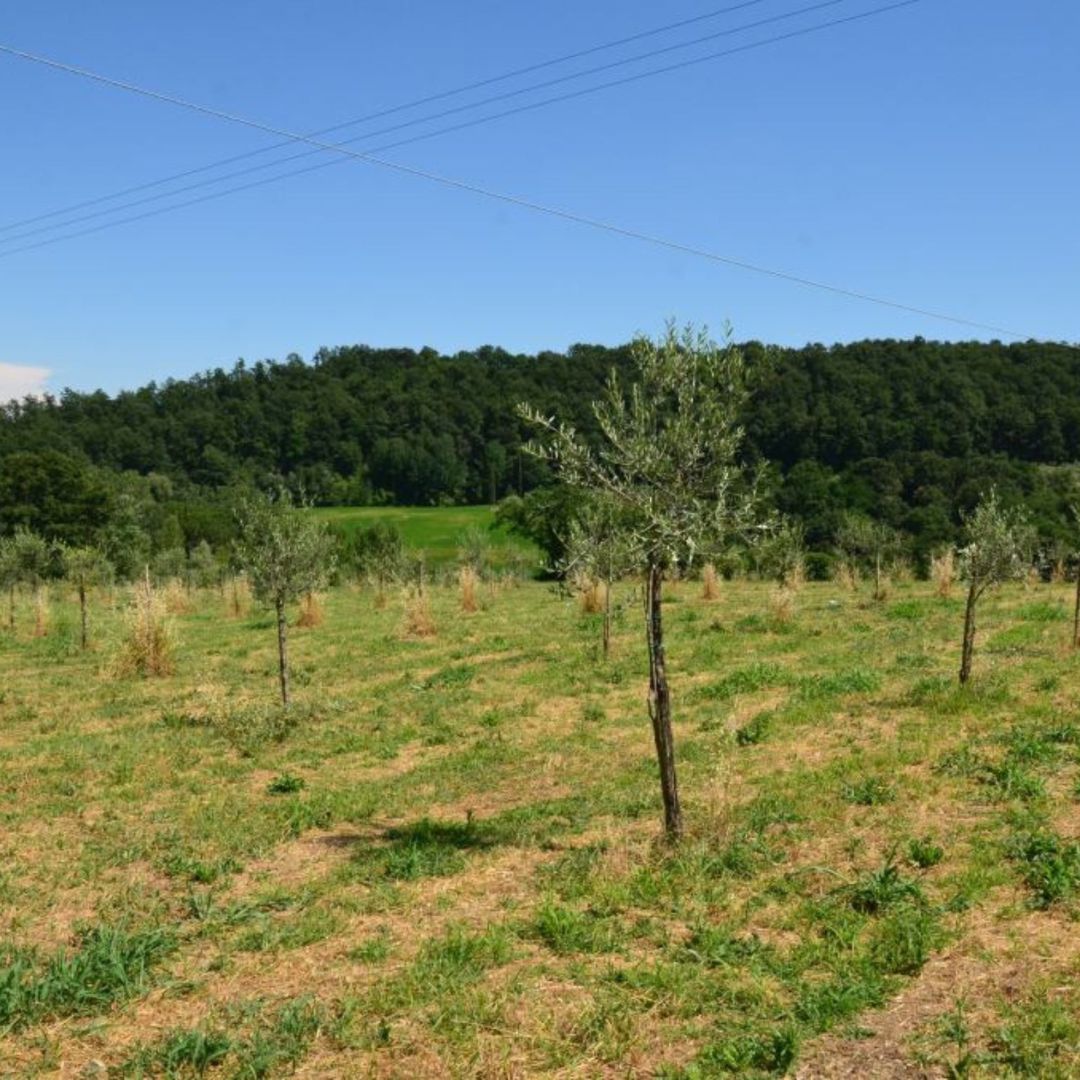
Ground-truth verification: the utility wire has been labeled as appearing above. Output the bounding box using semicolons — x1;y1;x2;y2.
0;0;775;235
0;3;1036;338
0;0;848;246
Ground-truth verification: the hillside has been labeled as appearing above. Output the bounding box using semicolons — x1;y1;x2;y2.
2;337;1079;557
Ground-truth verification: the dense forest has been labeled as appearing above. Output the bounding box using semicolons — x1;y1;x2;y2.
1;337;1078;570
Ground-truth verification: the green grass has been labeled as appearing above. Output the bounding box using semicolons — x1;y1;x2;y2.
310;504;538;567
1;575;1079;1075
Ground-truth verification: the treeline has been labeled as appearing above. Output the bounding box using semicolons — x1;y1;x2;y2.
1;337;1079;564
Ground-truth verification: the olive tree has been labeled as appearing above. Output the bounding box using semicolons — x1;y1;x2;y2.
11;528;51;636
957;492;1033;684
0;536;17;632
1070;504;1080;651
235;494;335;706
521;323;763;840
837;513;899;601
562;495;635;660
62;545;114;650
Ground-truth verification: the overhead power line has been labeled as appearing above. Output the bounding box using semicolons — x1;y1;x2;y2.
0;0;776;236
0;3;1038;338
0;0;850;246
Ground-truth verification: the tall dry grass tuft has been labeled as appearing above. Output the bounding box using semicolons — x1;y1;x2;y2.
227;576;252;619
1050;559;1066;585
162;579;193;615
401;587;436;638
835;562;859;591
112;573;176;677
769;584;796;624
32;588;48;638
1024;565;1041;591
785;556;806;593
296;591;324;628
931;549;954;599
702;562;720;601
579;579;607;615
459;565;479;613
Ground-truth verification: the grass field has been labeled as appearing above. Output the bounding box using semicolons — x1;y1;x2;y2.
310;505;539;569
1;575;1079;1077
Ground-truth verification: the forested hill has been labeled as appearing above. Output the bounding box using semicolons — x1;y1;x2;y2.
2;337;1079;554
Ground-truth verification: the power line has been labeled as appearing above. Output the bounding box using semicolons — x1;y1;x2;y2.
0;4;1037;338
0;0;849;246
0;0;776;235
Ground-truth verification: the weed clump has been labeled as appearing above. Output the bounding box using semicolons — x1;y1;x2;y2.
459;564;479;613
295;591;324;628
401;586;436;638
702;562;721;601
111;574;176;677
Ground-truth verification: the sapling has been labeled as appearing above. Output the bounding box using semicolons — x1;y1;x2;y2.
837;514;899;602
11;528;51;636
234;493;335;706
521;322;764;840
562;496;634;660
0;536;17;632
956;492;1034;684
61;544;114;650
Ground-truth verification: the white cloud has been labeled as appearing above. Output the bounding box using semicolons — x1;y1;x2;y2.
0;362;50;401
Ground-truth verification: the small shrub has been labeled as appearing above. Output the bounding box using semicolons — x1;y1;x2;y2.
843;777;896;807
848;858;924;914
267;772;305;795
908;836;945;869
735;711;772;746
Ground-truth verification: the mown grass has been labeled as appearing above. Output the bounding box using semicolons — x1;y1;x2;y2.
310;504;537;567
0;573;1078;1076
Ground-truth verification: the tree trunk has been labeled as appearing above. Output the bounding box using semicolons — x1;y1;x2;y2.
276;596;291;707
645;563;682;841
602;575;612;659
874;553;882;601
79;584;88;651
1073;567;1080;650
7;585;13;632
33;584;45;638
959;581;978;684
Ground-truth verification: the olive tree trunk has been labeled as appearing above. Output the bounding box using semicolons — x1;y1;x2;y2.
959;580;979;684
275;595;291;707
1073;568;1080;650
602;574;612;660
78;583;88;651
645;563;682;841
7;585;13;632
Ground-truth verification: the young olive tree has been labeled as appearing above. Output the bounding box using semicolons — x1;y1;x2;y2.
957;492;1033;684
62;545;114;650
1070;504;1080;651
235;494;336;706
521;323;763;840
562;495;635;660
0;536;17;632
12;528;51;636
836;514;899;601
754;518;805;587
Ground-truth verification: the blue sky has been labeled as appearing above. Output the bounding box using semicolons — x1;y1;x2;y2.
0;0;1076;397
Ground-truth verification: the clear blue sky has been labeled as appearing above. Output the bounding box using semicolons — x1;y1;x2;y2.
0;0;1075;398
